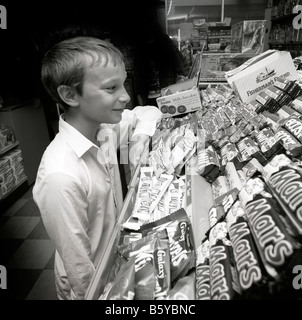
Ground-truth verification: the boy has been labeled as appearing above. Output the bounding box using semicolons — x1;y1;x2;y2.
33;36;162;300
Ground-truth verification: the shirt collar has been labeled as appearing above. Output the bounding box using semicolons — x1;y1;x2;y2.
59;115;98;158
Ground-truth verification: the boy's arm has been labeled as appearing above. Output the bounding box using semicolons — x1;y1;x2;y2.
119;106;162;174
33;172;96;300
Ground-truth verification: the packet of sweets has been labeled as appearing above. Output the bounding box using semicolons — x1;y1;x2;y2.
118;233;156;299
149;173;173;215
242;158;264;181
140;208;195;284
166;179;181;215
224;162;243;192
153;231;171;300
132;167;153;222
195;240;211;300
208;204;226;229
118;230;171;300
169;128;197;175
178;175;186;209
166;269;196;300
281;115;302;143
236;136;267;165
151;190;168;222
211;176;229;203
154;178;182;222
99;257;135;300
149;135;173;176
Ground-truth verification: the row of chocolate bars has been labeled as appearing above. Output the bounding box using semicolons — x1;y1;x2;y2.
195;77;302;299
100;77;302;300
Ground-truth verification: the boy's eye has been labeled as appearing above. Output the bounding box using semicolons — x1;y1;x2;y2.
106;86;116;91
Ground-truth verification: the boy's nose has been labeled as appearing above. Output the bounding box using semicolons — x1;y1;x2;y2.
120;87;131;104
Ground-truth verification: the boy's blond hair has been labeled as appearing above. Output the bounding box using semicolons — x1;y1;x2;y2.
41;36;124;110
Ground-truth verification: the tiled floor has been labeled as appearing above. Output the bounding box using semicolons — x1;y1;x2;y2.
0;184;58;300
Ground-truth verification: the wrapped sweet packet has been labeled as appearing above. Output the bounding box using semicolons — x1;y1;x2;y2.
281;115;302;144
168;127;197;175
140;208;195;284
166;269;196;300
118;230;171;300
149;173;173;214
99;257;135;300
132;167;153;222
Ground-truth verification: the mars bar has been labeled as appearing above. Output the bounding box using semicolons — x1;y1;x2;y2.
240;177;301;279
266;163;302;238
209;222;242;300
226;200;270;298
195;240;211;300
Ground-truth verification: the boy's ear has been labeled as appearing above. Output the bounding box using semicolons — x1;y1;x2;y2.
57;85;79;107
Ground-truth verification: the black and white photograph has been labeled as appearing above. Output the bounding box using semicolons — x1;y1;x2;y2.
0;0;302;309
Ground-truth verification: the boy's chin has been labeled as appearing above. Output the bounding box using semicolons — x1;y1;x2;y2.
108;114;123;124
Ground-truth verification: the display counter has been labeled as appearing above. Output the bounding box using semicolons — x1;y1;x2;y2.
85;50;302;301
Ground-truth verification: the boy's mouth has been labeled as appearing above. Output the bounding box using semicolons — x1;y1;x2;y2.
112;108;124;112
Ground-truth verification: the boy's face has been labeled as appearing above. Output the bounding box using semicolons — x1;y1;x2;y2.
75;55;130;125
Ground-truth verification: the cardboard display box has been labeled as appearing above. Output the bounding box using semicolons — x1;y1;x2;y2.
156;87;203;118
225;49;299;103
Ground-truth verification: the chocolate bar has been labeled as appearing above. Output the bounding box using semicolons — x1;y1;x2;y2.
247;100;265;114
226;200;270;298
195;240;211;300
208;204;226;229
209;222;242;300
282;115;302;143
274;127;302;158
253;127;285;160
273;76;302;99
265;86;292;107
239;177;301;282
266;163;302;238
220;142;240;168
289;96;302;114
196;145;221;182
236;137;267;165
256;91;281;114
140;208;195;284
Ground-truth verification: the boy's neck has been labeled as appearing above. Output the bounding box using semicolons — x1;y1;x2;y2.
64;113;99;145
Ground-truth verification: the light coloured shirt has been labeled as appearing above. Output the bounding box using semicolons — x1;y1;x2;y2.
33;106;162;300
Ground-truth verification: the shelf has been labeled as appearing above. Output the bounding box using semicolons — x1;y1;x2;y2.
0;176;28;202
0;141;19;156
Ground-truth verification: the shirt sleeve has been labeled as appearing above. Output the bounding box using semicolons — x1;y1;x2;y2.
33;172;95;300
115;105;162;147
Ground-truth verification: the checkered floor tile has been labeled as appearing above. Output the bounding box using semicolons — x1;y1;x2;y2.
0;185;58;300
